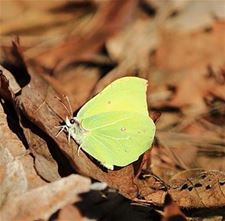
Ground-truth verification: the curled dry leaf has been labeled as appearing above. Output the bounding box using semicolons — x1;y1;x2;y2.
0;65;21;101
0;65;61;182
0;101;45;190
0;65;21;94
23;127;61;182
0;174;91;221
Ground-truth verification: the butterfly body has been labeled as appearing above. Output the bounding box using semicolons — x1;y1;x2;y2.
59;77;155;170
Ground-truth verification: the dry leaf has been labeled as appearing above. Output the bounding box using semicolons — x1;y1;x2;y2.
162;193;186;221
0;101;45;189
57;204;92;221
0;174;91;221
35;0;138;70
169;170;225;211
0;146;27;207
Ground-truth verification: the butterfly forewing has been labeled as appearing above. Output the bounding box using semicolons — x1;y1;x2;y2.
77;77;149;120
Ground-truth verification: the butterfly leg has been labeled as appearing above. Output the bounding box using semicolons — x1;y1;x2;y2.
55;125;68;137
77;145;82;156
68;129;71;143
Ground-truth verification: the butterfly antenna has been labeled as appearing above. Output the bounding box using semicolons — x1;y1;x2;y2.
55;95;72;118
65;95;73;118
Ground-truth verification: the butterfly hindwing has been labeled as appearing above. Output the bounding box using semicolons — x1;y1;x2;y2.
80;111;155;168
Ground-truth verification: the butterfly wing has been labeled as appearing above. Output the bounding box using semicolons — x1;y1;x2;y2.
77;77;149;120
80;111;155;168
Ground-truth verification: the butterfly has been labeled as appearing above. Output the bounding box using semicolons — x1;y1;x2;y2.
57;77;155;170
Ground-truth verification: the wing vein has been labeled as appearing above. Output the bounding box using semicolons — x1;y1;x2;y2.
95;133;130;141
90;117;132;130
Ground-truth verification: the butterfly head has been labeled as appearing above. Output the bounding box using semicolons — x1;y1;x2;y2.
56;117;78;137
65;116;73;127
64;116;87;144
64;116;80;128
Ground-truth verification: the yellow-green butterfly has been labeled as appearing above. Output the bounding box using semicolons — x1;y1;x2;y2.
58;77;155;170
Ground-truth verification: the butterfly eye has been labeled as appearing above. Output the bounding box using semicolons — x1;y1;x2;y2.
70;119;75;124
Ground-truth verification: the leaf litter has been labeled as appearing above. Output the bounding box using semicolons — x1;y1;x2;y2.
0;0;225;220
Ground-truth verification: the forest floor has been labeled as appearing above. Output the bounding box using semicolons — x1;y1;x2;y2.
0;1;225;220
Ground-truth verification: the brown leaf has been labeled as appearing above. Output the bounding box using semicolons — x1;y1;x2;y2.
162;193;186;221
94;19;159;93
0;146;27;207
106;19;158;63
57;204;91;221
136;169;225;216
0;64;61;182
164;0;225;32
0;101;45;190
24;128;61;182
0;65;21;94
54;65;101;108
155;22;225;74
168;170;225;210
0;65;20;101
156;130;225;176
35;0;138;70
0;0;70;24
0;174;91;221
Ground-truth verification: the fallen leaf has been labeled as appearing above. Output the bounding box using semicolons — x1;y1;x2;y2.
0;174;91;221
162;193;186;221
0;146;27;208
35;0;138;70
57;204;92;221
0;100;46;189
